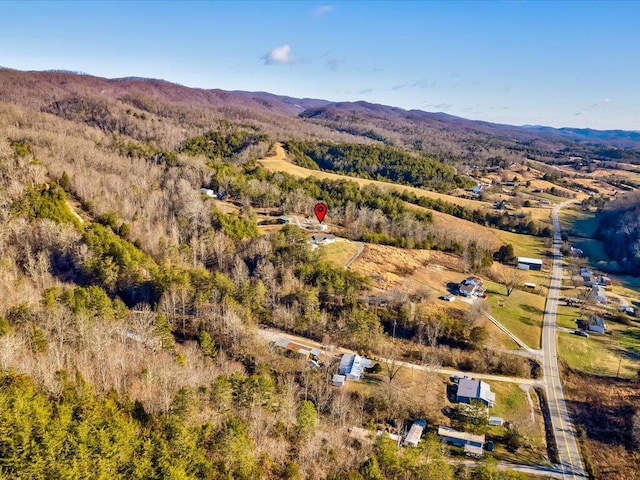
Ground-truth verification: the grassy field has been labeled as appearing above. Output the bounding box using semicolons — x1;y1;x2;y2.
488;382;547;465
559;208;610;264
610;275;640;293
558;208;602;238
494;231;547;260
317;238;361;268
558;331;640;378
259;143;489;209
485;280;546;349
477;316;520;350
556;304;580;330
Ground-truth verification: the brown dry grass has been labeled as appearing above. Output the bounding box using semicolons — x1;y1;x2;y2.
563;371;640;480
349;243;519;348
348;243;457;291
259;143;490;209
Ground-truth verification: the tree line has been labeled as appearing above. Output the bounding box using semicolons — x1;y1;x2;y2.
283;140;473;193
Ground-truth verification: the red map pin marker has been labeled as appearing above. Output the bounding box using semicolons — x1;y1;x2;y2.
314;202;327;223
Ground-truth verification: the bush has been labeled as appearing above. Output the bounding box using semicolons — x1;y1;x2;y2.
369;362;383;374
12;183;81;227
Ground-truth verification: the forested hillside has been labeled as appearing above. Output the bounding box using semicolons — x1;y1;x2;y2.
2;69;640;168
596;193;640;274
283;141;473;192
0;95;538;479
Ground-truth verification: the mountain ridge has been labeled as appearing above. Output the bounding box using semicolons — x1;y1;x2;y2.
1;68;639;161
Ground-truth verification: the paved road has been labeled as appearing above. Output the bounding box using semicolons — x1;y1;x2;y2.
455;459;568;479
257;327;542;386
542;201;586;479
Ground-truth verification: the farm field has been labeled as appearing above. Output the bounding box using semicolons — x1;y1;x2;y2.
484;280;546;349
558;331;639;379
317;237;361;268
259;143;489;209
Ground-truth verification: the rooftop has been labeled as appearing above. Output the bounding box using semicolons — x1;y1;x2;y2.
438;425;485;444
517;256;543;265
457;378;496;404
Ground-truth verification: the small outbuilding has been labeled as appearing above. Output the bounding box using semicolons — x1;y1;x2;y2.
488;416;504;427
200;188;217;198
332;374;346;388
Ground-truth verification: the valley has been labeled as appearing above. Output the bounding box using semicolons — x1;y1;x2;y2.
0;69;639;480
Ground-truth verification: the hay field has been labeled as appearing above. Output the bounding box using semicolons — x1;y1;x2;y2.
259;143;490;209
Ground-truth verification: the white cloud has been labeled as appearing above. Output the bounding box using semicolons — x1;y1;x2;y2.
264;44;294;65
313;5;335;17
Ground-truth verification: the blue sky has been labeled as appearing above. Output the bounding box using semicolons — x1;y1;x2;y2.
1;1;639;130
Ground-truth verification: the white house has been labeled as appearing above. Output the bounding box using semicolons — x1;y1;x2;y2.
587;316;607;334
200;188;217;198
458;277;485;297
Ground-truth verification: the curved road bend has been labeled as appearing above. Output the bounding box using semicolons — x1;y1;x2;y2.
543;201;586;479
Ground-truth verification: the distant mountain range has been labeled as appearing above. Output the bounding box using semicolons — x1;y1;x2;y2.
1;68;639;163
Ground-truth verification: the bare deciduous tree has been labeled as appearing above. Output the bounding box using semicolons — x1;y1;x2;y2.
501;267;526;296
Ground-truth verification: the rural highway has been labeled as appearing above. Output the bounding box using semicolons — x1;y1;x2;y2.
542;201;586;479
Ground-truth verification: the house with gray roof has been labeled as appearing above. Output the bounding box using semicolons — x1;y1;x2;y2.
338;353;372;381
456;378;496;407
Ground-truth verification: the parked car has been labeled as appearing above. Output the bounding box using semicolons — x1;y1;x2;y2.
574;330;589;338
